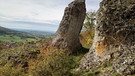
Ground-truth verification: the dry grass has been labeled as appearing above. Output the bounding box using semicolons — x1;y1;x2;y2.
80;29;94;48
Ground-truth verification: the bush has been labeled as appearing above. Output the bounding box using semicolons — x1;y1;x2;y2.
80;29;95;48
0;63;25;76
32;49;74;76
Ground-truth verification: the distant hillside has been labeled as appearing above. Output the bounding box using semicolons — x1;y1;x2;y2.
0;26;54;39
0;26;54;43
22;30;54;38
0;26;35;38
0;26;16;34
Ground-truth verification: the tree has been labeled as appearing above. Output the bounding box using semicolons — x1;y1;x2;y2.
83;11;96;30
80;11;96;48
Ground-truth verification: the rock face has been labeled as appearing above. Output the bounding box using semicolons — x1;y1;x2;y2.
51;0;86;52
79;0;135;75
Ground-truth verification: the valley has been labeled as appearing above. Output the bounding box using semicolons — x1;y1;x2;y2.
0;26;54;43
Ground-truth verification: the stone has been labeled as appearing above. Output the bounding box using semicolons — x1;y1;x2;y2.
51;0;86;52
78;0;135;75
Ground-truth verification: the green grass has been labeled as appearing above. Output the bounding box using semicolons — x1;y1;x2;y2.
0;35;37;43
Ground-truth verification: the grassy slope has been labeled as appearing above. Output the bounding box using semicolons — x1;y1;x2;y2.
0;30;93;76
0;35;37;43
0;26;36;43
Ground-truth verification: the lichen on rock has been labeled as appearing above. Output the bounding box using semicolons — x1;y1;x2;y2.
78;0;135;75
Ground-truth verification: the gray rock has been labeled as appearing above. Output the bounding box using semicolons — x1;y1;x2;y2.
78;0;135;75
51;0;86;52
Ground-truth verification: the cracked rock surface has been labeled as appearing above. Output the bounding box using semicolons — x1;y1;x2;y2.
79;0;135;75
51;0;86;52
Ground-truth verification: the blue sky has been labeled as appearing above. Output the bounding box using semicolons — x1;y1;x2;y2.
0;0;102;32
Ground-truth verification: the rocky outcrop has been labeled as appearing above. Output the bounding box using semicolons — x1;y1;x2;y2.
51;0;86;52
79;0;135;75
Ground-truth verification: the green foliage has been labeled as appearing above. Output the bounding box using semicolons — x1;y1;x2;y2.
102;61;113;68
83;70;101;76
0;39;51;76
81;11;96;48
33;50;74;76
111;72;121;76
80;30;95;48
32;47;89;76
83;11;96;30
0;63;25;76
0;38;89;76
0;35;37;43
75;67;101;76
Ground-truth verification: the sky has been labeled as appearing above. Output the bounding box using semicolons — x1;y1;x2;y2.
0;0;102;32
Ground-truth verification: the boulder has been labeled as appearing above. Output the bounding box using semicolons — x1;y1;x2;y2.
51;0;86;52
79;0;135;75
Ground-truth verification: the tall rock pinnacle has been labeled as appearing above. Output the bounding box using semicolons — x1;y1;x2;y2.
51;0;86;52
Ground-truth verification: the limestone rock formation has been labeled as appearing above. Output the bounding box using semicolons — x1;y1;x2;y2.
51;0;86;52
79;0;135;75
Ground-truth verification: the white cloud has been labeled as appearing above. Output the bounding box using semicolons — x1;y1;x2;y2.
0;20;58;32
0;0;102;32
0;0;71;21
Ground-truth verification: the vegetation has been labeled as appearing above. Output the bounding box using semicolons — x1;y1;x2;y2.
0;26;54;43
0;38;89;76
80;11;96;48
33;50;73;76
83;11;96;30
0;11;96;76
0;35;37;43
80;29;94;48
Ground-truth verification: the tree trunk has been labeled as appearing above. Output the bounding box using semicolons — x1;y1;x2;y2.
79;0;135;75
51;0;86;52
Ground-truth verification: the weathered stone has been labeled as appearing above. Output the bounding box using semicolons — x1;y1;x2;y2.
51;0;86;52
79;0;135;75
113;50;135;75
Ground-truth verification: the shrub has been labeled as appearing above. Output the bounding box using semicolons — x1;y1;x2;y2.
32;49;74;76
80;29;95;48
0;63;25;76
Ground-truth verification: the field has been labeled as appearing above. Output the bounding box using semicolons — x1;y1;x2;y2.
0;35;37;43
